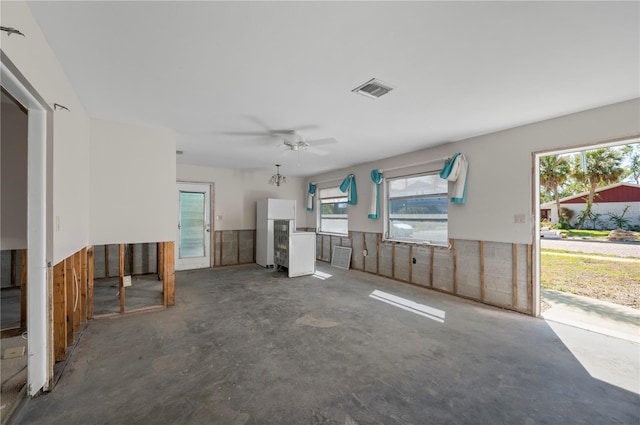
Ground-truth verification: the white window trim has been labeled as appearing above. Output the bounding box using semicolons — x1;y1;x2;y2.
316;188;349;236
383;172;449;247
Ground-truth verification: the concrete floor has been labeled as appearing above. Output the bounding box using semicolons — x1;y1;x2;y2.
1;335;27;424
12;264;640;424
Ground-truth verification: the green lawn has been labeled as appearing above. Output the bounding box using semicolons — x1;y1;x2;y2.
541;252;639;309
560;229;611;238
541;248;640;259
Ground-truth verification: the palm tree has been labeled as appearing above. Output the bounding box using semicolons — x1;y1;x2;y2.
572;148;625;228
540;155;570;224
626;144;640;184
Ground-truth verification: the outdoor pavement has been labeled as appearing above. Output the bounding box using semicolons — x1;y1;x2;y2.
542;288;640;343
541;238;640;257
540;238;640;343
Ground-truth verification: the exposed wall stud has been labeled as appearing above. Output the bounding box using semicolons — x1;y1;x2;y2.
237;230;241;264
479;241;486;301
451;239;457;294
214;229;219;267
376;234;380;275
20;249;27;329
80;248;87;321
129;243;134;275
362;233;367;271
391;242;396;278
512;243;518;308
88;247;94;320
408;244;414;283
10;250;17;286
65;258;74;345
329;235;333;262
429;246;435;287
53;261;67;362
220;232;224;265
73;251;81;334
157;242;164;280
527;244;533;315
163;241;175;306
119;244;125;313
104;244;110;278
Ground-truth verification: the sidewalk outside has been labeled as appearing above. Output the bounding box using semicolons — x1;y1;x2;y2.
540;238;639;342
542;288;640;343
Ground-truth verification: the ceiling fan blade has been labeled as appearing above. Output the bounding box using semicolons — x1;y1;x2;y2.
308;147;329;156
271;125;318;134
220;131;275;136
306;138;337;146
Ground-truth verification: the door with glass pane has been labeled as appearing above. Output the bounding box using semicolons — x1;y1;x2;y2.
176;183;211;270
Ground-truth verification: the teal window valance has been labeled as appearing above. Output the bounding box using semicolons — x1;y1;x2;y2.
339;174;357;205
439;153;468;204
306;183;317;211
368;169;383;219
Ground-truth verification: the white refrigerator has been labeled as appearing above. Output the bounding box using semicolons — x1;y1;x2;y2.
256;198;296;267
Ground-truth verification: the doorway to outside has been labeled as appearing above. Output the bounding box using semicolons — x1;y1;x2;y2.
534;138;639;338
534;138;639;394
176;182;212;271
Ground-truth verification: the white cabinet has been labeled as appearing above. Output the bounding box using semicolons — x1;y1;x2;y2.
274;220;316;277
256;198;296;267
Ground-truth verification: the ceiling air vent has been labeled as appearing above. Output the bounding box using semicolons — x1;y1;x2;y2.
352;78;394;99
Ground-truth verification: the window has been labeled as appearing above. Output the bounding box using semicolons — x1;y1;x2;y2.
387;173;448;244
318;187;348;235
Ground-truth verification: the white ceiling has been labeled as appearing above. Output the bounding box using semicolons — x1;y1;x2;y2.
26;1;639;177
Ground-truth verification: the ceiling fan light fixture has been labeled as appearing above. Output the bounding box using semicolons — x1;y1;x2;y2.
269;164;287;187
283;140;309;151
352;78;394;99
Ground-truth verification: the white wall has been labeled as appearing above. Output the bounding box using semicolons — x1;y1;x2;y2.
177;164;307;231
1;0;91;263
1;101;28;250
560;202;640;229
89;119;176;245
306;99;640;244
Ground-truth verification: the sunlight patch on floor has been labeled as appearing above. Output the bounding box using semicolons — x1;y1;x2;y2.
312;271;332;280
369;290;445;323
545;320;640;394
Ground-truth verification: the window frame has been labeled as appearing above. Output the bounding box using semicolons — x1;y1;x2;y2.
384;171;449;246
317;187;349;236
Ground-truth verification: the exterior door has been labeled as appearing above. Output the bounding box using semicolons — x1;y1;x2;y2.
176;183;211;270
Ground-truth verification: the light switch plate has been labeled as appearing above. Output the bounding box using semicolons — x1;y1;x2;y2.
123;276;132;287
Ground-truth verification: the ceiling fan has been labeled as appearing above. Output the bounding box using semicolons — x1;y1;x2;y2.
276;130;336;156
223;125;337;156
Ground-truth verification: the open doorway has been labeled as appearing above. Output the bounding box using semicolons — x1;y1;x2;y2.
175;182;212;271
1;52;53;406
535;138;639;341
1;87;29;421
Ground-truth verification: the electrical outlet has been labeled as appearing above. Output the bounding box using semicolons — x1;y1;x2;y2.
363;249;368;257
412;257;417;264
123;276;132;287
